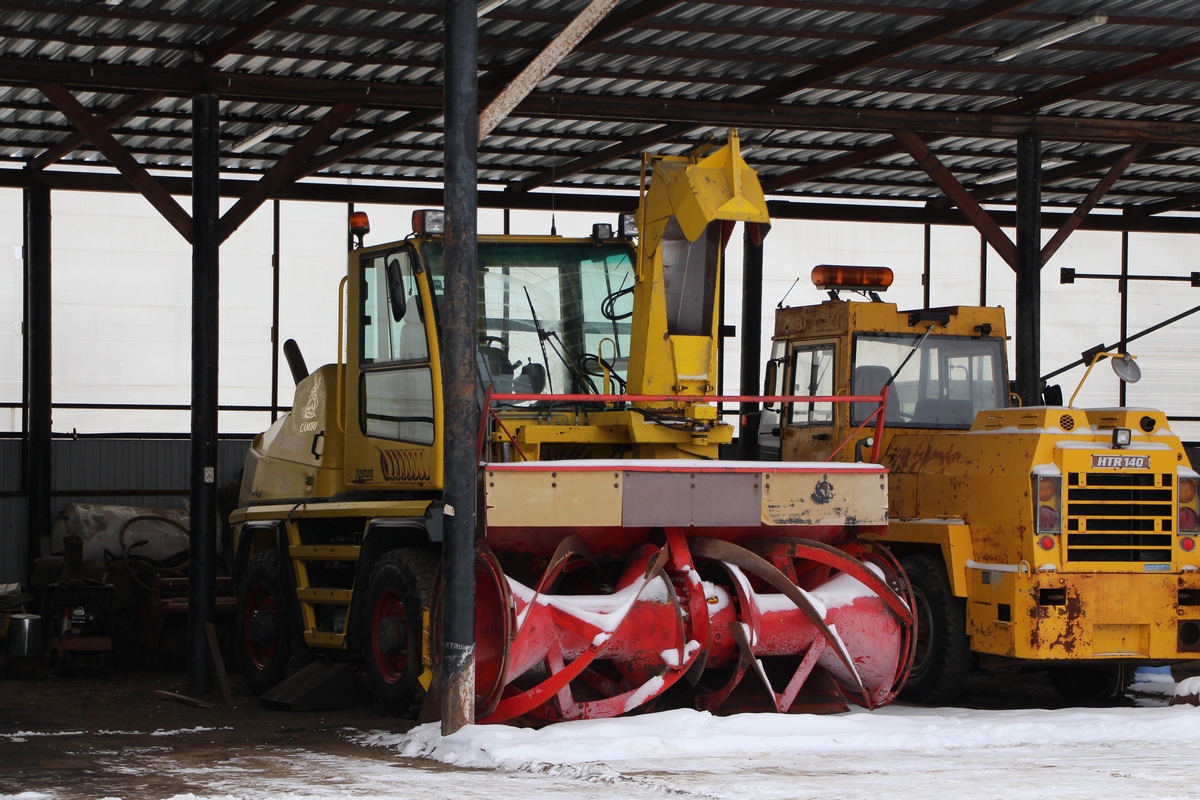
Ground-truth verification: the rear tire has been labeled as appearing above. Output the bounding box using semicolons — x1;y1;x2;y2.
899;554;971;704
362;548;439;716
236;550;298;695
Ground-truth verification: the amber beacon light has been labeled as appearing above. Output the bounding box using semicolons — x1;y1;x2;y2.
811;265;894;291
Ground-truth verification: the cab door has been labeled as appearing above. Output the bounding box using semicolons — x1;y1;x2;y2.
780;340;839;462
344;245;444;490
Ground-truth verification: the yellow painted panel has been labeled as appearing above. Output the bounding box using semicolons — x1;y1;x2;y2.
305;631;348;649
670;335;712;382
485;468;622;528
290;545;361;561
238;499;431;520
965;570;1200;660
296;588;353;604
762;469;887;527
882;520;975;597
1092;623;1150;657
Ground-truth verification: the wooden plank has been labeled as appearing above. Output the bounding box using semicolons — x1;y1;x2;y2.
154;689;216;709
204;622;234;708
479;0;621;141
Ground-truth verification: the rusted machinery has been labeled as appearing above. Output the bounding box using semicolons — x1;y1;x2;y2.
762;265;1200;704
231;132;914;721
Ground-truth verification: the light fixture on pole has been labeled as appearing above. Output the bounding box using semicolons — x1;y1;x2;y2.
230;120;288;154
992;14;1108;62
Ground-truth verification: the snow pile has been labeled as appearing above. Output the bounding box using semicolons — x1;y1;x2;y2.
1173;675;1200;706
1129;666;1178;700
357;705;1200;773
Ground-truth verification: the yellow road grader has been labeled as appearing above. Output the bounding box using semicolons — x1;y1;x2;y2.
763;266;1200;703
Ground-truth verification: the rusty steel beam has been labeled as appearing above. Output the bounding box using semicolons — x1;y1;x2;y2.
37;82;192;242
525;92;1200;144
761;28;1200;194
744;0;1037;104
27;1;307;172
199;0;310;66
1039;142;1145;266
505;123;692;195
3;166;1200;233
759;140;900;193
219;101;358;242
893;129;1017;268
30;89;162;171
297;110;440;177
8;55;1200;146
999;38;1200;115
927;142;1182;209
507;0;1037;192
298;2;684;175
1125;190;1200;218
479;0;620;142
572;0;684;48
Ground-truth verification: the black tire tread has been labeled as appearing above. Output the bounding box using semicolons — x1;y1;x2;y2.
899;553;972;705
361;547;439;716
236;549;297;696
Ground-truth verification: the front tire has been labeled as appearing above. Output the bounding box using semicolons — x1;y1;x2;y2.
362;548;439;716
899;554;971;704
236;550;298;695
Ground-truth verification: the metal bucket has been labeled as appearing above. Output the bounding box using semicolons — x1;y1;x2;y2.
5;613;44;658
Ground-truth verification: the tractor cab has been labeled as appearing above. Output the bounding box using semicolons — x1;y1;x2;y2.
763;265;1010;463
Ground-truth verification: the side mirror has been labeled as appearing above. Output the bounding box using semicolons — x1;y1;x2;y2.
385;257;407;322
763;360;779;410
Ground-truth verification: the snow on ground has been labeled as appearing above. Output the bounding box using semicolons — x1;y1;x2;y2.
11;704;1200;800
6;672;1200;800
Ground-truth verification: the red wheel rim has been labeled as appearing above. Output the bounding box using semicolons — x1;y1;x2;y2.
244;583;278;669
371;588;407;683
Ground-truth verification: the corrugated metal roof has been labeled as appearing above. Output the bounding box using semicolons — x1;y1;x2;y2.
1;0;1200;216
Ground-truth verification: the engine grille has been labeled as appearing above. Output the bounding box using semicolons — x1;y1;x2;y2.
1064;472;1173;563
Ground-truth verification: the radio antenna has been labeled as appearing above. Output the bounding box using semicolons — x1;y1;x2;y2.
777;276;802;309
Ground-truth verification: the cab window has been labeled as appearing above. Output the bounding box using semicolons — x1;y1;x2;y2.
788;345;835;426
359;248;434;445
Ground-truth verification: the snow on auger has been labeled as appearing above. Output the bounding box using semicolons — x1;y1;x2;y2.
230;130;914;723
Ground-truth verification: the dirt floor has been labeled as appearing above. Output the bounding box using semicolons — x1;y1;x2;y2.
0;655;416;800
2;652;1196;800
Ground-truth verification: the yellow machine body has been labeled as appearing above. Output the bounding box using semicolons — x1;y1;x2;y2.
769;296;1200;669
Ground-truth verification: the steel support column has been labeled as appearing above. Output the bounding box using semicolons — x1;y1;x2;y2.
922;224;932;309
1015;134;1041;405
1120;231;1129;406
441;0;479;735
187;93;220;698
271;199;281;422
23;182;51;572
738;226;764;459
